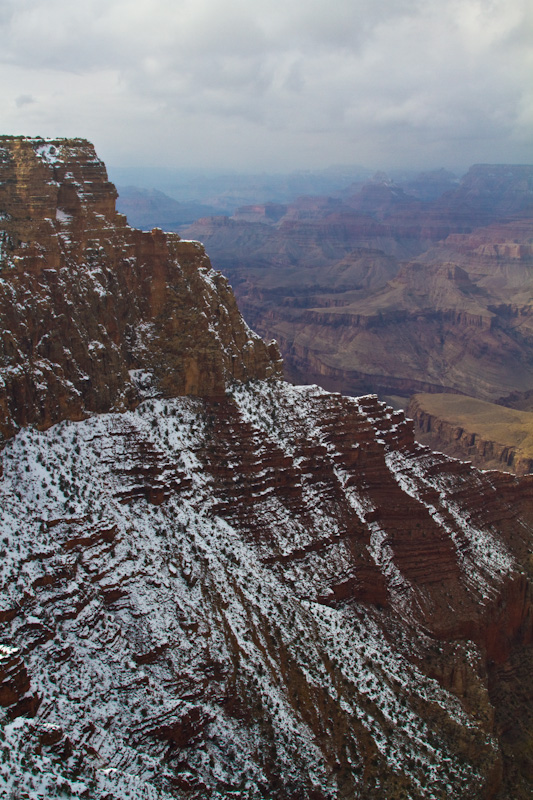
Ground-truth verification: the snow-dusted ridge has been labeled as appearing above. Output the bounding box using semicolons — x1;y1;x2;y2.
1;137;532;799
1;381;530;799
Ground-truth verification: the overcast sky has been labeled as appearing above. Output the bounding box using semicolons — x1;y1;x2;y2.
1;0;531;173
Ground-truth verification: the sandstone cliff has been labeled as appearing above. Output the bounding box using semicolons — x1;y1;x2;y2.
0;137;282;443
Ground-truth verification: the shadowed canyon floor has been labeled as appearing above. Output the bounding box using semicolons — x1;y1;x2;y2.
1;139;533;799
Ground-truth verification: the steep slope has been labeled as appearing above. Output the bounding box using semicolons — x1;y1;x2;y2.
1;139;533;800
0;137;281;443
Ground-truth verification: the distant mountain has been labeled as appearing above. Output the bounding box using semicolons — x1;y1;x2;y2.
183;165;533;424
116;185;224;230
107;164;374;212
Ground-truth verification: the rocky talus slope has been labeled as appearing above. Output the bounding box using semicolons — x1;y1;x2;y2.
0;139;533;800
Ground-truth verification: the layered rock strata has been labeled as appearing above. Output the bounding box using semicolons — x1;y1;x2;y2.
183;168;533;405
0;137;281;442
1;384;533;799
408;393;533;475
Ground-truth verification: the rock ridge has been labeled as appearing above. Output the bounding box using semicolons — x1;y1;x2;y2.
1;383;533;798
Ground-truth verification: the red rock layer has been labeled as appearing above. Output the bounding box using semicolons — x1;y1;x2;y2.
1;385;533;797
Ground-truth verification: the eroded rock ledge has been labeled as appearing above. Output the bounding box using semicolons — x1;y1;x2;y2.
1;383;533;799
408;393;533;475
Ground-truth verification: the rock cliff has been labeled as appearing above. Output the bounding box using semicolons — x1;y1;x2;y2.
1;140;533;800
0;137;281;443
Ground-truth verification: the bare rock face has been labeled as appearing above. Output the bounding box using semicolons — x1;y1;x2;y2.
0;137;282;443
408;393;533;475
0;645;40;718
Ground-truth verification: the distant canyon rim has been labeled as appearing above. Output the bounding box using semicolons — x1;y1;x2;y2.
177;164;533;472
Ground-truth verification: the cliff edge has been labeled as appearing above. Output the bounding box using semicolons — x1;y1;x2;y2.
408;393;533;475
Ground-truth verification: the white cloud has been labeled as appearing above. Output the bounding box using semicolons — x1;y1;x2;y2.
0;0;531;170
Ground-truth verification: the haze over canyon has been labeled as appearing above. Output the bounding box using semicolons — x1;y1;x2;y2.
173;164;533;473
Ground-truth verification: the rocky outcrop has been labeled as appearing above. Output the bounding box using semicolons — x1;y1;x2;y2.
0;137;282;443
0;645;40;718
408;393;533;475
1;383;533;799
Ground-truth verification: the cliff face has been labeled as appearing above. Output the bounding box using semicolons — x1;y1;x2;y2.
268;234;533;403
0;137;281;442
1;141;533;800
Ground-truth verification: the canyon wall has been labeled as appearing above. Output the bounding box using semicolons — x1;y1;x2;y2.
408;393;533;475
1;383;533;799
0;137;281;442
183;168;533;406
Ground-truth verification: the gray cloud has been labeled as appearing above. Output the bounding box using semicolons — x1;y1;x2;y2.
15;93;35;107
0;0;531;171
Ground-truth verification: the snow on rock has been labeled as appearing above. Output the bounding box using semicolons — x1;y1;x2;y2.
1;382;532;799
34;143;64;165
0;136;282;443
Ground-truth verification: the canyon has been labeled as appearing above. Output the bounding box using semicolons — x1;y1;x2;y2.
1;138;533;800
182;166;533;406
182;166;533;471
